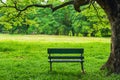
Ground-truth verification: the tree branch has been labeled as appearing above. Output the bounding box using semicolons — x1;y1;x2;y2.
73;0;90;12
0;0;7;5
0;1;74;16
0;0;90;16
16;4;53;11
13;1;74;12
52;1;74;12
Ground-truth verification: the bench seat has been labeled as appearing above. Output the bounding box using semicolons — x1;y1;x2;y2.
49;59;84;62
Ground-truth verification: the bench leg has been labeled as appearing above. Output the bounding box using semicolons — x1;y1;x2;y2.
50;62;52;71
81;62;85;73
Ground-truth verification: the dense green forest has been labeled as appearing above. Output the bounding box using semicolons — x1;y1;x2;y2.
0;0;110;37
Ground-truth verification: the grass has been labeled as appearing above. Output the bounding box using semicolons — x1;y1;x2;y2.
0;34;119;80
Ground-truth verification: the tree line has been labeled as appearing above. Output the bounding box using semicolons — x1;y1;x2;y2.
0;1;110;37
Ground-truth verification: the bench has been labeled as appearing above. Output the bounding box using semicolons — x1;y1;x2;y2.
48;48;84;73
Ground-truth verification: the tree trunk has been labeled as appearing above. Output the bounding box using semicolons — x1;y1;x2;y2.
96;0;120;74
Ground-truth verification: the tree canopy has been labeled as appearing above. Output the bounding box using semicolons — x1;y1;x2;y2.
0;0;110;37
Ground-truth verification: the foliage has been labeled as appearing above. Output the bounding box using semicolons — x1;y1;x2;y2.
0;1;111;37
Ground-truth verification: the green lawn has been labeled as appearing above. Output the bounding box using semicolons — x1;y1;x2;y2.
0;34;119;80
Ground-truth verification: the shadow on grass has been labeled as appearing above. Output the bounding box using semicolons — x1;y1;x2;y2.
50;71;81;76
43;70;83;80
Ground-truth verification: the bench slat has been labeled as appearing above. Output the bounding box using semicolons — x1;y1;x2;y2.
49;59;84;62
48;56;84;59
48;48;84;54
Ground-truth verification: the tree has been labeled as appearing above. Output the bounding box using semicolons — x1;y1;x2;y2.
74;0;120;74
95;0;120;74
67;0;120;74
0;0;120;74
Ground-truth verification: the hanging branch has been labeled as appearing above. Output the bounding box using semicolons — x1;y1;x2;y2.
88;0;95;8
0;1;73;11
92;2;104;25
0;0;93;16
15;4;53;16
0;0;74;16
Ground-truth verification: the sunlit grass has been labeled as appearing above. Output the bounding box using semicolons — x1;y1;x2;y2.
0;34;110;43
0;34;119;80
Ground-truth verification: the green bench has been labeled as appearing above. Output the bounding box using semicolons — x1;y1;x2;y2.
48;48;84;73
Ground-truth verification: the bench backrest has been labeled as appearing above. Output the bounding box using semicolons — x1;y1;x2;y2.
48;48;84;54
48;48;84;60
